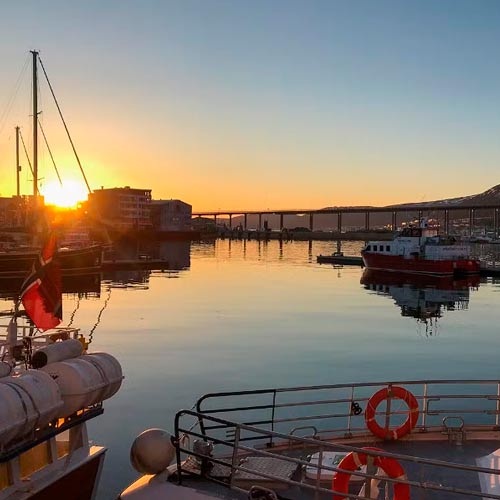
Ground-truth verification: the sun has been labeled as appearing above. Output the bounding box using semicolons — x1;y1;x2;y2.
41;180;88;208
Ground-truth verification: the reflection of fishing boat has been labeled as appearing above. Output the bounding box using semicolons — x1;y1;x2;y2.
362;219;480;276
361;269;479;334
120;379;500;499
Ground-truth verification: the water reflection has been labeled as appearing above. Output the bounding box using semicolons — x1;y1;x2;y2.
0;273;101;300
361;269;480;336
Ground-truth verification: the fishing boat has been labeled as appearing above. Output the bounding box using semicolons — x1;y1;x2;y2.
120;379;500;499
0;50;103;276
0;231;122;499
361;219;480;277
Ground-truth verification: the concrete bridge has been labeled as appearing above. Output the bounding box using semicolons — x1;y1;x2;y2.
193;204;500;237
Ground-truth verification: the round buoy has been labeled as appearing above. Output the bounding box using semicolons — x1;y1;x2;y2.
130;428;176;474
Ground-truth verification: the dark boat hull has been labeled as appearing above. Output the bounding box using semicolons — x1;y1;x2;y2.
30;450;105;500
0;245;102;277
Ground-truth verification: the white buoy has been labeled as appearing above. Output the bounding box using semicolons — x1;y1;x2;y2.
31;339;84;368
130;428;176;474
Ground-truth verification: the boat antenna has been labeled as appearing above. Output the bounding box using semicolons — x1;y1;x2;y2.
38;116;63;187
15;126;21;196
37;54;92;194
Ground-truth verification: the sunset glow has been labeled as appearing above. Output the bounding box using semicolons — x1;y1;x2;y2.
41;180;88;208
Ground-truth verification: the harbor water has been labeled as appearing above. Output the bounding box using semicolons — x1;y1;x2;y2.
2;239;499;499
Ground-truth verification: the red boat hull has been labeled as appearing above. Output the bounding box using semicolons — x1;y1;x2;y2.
361;252;480;276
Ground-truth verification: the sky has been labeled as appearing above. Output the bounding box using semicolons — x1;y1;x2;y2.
1;0;500;210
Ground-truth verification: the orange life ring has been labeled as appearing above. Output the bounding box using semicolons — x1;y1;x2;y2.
365;386;419;440
332;447;410;500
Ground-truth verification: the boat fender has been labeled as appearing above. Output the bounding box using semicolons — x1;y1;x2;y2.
0;361;12;378
332;447;409;500
31;338;84;368
365;386;419;440
130;428;176;474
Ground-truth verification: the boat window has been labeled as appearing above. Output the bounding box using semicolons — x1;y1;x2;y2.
386;245;390;252
19;442;51;479
366;245;371;251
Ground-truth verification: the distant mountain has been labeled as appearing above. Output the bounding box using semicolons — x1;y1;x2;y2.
226;184;500;230
388;184;500;208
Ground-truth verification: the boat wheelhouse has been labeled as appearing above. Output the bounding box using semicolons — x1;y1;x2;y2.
361;220;480;276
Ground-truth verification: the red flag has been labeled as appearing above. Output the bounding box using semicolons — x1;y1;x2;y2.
20;233;62;331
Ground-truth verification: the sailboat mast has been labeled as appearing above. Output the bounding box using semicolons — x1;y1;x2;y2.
31;50;38;197
15;126;20;196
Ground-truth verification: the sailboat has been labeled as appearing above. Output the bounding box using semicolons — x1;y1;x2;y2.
0;51;103;277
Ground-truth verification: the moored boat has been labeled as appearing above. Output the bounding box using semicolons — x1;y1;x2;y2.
119;379;500;499
361;219;480;277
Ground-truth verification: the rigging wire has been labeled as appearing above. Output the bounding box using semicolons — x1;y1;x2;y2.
18;129;36;185
37;55;91;194
37;117;63;187
0;54;30;136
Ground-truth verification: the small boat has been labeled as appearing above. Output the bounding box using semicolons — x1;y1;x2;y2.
317;252;363;265
362;219;480;277
0;244;102;277
120;379;500;499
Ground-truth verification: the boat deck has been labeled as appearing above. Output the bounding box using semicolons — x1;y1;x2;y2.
176;436;500;499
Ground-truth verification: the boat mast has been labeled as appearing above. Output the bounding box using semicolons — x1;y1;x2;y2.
31;50;38;197
15;126;20;196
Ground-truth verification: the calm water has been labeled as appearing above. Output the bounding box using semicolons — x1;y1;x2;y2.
3;239;499;498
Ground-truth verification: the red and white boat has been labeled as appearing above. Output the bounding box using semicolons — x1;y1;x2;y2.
361;219;480;276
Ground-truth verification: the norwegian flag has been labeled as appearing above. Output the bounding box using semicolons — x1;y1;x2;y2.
20;233;62;331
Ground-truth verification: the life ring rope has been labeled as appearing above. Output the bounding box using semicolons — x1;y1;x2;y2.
365;386;420;440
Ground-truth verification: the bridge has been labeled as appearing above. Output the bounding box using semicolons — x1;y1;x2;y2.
193;204;500;237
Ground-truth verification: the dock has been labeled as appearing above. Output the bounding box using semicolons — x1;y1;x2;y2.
101;259;170;271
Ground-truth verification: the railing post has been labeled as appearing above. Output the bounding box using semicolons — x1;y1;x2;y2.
337;212;342;234
422;383;428;430
496;382;500;428
495;208;499;239
309;213;314;231
258;213;262;231
365;211;370;230
229;426;241;488
469;208;474;236
280;213;284;231
244;213;247;230
269;390;277;448
229;214;232;229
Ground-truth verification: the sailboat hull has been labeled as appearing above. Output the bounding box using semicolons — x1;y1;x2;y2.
0;245;102;277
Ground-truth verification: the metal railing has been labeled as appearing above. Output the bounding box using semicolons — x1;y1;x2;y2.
171;380;500;499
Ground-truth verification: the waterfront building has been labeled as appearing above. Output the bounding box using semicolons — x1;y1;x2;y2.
88;186;152;231
151;199;192;232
